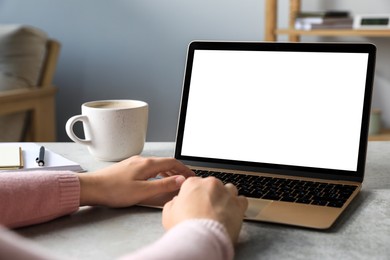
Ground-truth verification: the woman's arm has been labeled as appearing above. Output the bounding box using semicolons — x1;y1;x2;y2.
0;171;80;228
0;156;194;228
122;219;234;260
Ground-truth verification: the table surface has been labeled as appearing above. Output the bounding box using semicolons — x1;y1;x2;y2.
16;142;390;260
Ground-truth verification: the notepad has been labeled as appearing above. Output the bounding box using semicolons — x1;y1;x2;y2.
0;146;23;169
0;143;84;172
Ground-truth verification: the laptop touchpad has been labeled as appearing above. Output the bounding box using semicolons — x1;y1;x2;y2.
245;198;272;218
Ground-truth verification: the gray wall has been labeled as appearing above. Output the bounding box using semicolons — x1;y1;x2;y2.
1;0;390;141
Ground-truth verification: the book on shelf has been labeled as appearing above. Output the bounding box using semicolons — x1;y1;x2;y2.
296;11;350;19
295;10;353;30
0;143;84;172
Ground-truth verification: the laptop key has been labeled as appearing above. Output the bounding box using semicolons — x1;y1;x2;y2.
262;193;282;201
311;200;328;206
280;196;297;202
327;200;345;208
296;198;311;204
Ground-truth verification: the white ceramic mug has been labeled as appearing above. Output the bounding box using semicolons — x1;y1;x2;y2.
65;100;148;161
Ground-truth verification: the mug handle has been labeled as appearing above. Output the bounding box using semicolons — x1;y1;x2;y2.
65;115;91;145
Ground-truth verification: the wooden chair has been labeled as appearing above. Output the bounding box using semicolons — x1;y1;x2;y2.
0;39;60;141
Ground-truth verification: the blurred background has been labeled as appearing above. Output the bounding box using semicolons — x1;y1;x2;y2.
1;0;389;141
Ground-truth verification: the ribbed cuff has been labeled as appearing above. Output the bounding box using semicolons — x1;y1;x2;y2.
57;173;80;214
183;219;235;260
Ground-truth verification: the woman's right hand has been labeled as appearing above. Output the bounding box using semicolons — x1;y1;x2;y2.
162;177;248;243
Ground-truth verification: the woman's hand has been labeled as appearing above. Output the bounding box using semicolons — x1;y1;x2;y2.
77;156;194;207
162;177;248;243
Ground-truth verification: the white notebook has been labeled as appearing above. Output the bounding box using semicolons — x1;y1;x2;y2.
0;143;84;172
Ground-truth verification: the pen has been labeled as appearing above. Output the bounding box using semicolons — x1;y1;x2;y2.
36;146;45;166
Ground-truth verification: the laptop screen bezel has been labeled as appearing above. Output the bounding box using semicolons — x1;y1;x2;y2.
175;41;376;183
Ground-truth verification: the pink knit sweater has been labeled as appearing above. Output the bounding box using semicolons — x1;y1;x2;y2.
0;171;234;259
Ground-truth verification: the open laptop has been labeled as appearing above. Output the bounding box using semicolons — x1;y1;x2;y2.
173;41;376;229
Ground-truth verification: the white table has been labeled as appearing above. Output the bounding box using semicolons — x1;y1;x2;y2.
16;142;390;259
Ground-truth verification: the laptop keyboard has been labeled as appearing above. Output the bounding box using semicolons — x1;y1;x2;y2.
194;169;358;208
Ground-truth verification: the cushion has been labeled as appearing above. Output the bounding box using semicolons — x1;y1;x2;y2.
0;25;48;141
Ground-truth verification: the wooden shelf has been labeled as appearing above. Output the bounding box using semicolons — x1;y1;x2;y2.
368;129;390;141
265;0;390;42
276;29;390;37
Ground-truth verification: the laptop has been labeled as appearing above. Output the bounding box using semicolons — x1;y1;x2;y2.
173;41;376;229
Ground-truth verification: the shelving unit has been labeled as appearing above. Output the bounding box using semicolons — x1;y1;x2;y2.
265;0;390;42
264;0;390;141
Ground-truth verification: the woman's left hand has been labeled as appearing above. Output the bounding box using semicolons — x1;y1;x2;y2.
77;156;194;207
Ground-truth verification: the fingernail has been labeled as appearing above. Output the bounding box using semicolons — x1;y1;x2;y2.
175;176;186;186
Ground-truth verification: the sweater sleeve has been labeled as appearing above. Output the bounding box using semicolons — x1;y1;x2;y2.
121;219;234;260
0;171;80;228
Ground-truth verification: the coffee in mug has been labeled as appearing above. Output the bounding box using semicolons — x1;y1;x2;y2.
65;100;148;161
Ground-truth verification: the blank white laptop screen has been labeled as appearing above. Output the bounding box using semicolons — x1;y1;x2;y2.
181;49;369;172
